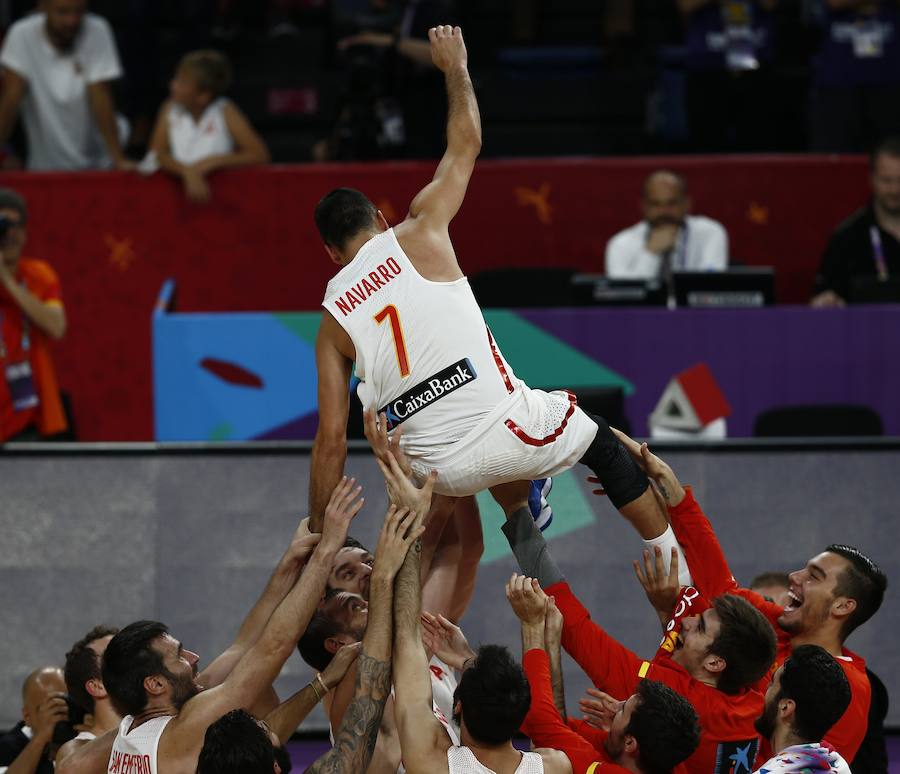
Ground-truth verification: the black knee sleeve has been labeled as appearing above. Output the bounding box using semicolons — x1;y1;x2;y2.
579;414;649;509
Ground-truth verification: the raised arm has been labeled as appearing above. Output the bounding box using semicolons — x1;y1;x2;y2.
197;527;321;689
0;260;66;339
405;26;480;229
309;313;355;531
162;479;363;760
391;516;452;773
307;505;422;774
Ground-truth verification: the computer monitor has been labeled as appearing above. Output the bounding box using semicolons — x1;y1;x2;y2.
570;274;668;307
672;267;775;308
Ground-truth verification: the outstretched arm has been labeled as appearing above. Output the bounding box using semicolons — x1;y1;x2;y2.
197;527;321;689
309;313;355;531
163;479;363;760
307;506;421;773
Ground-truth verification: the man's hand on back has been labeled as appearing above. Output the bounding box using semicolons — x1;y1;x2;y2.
428;25;467;73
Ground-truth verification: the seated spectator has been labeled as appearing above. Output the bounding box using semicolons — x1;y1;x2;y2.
605;170;729;280
811;136;900;306
809;0;900;152
0;0;131;170
148;50;270;203
0;188;68;443
0;667;67;774
753;645;852;773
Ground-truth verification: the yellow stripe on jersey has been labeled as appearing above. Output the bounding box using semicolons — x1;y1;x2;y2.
586;763;601;774
638;661;651;678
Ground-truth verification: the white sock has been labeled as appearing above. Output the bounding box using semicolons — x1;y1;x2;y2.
644;525;694;587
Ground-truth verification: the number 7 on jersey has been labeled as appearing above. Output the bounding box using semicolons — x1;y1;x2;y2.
374;304;410;377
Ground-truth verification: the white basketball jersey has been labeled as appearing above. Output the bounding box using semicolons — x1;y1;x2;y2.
107;715;172;774
447;746;544;774
322;228;521;457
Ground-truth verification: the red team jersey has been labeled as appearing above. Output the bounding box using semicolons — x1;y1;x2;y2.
545;579;764;774
668;488;871;762
521;648;632;774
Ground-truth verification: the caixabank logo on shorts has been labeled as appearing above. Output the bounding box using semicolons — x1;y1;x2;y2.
380;358;477;429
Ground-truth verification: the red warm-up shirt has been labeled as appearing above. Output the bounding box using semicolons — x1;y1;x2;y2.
668;488;871;762
545;580;763;774
521;649;632;774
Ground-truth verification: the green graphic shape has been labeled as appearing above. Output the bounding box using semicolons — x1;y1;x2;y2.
273;312;322;345
208;422;234;441
483;310;634;395
476;470;597;564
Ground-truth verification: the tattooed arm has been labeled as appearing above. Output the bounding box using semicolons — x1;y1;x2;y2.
391;529;453;774
306;506;422;774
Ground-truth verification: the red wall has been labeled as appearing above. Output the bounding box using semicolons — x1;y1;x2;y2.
1;155;871;440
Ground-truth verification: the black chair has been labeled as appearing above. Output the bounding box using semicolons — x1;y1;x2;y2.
753;405;883;437
469;267;580;308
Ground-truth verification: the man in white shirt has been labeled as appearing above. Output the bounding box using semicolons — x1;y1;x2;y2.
753;645;852;774
605;170;729;279
0;0;130;170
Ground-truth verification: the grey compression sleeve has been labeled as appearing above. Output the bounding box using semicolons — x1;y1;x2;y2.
500;506;566;588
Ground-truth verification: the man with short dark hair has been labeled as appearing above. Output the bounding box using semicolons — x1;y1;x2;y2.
614;430;886;763
310;25;689;589
56;626;120;765
508;575;701;773
0;0;130;170
812;136;900;306
753;645;852;773
605;170;729;280
749;572;790;608
0;187;68;442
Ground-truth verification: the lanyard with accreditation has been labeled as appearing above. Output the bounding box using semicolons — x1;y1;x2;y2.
0;309;38;412
869;225;890;281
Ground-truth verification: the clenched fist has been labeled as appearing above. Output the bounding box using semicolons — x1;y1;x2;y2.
428;25;467;73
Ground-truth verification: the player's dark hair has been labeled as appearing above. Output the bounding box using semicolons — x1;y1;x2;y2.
64;625;119;713
296;594;344;672
709;595;777;694
778;645;851;742
627;680;701;774
197;709;275;774
315;188;378;251
454;645;530;745
101;621;169;717
343;535;369;552
870;136;900;169
825;544;887;639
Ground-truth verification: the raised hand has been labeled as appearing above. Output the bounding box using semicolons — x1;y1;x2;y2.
505;574;548;627
321;641;363;690
421;612;475;670
32;692;69;742
321;476;365;551
363;409;413;476
544;595;563;646
634;545;681;626
372;505;425;581
428;25;467;73
374;446;437;521
578;688;622;731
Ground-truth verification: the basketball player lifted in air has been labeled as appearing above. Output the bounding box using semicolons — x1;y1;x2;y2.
310;24;689;585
